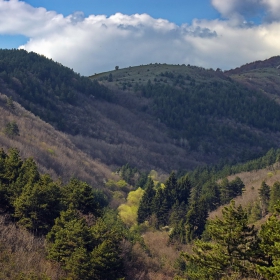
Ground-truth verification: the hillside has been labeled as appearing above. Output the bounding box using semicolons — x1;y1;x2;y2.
2;49;280;175
91;61;280;164
2;49;280;279
0;92;115;186
0;50;201;173
225;56;280;105
1;143;280;280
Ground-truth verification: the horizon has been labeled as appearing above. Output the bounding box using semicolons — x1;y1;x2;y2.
0;0;280;75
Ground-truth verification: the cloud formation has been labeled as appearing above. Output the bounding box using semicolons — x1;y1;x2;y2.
211;0;280;22
1;0;280;75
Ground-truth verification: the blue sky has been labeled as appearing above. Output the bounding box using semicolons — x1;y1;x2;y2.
3;0;219;49
24;0;219;25
0;0;280;75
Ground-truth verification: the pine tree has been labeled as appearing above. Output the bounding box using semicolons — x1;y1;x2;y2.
176;174;192;204
259;181;270;217
164;171;177;208
14;174;62;233
6;96;15;110
47;207;94;278
169;219;186;244
219;177;230;205
269;181;280;212
183;201;263;279
137;177;155;224
90;239;124;280
185;198;208;242
257;201;280;279
61;178;99;215
4;121;20;138
229;176;244;197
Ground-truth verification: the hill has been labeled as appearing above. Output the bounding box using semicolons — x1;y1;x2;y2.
0;92;115;186
91;60;280;165
2;49;280;176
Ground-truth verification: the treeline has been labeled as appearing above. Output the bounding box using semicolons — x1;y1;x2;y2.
0;49;110;131
179;200;280;279
140;77;280;156
186;148;280;187
137;172;244;243
133;152;280;279
136;148;280;242
0;148;142;280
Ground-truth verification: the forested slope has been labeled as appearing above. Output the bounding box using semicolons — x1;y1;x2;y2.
2;49;280;173
92;60;280;165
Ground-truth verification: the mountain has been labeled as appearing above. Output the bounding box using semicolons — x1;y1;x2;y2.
90;60;280;165
1;49;280;178
2;49;280;279
0;91;115;186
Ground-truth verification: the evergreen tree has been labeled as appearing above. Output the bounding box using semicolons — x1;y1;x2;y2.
4;121;19;138
47;207;94;278
3;148;22;184
14;174;62;233
61;178;99;215
156;197;170;227
169;219;186;244
137;177;155;224
183;201;263;279
269;181;280;212
230;176;244;197
169;200;187;226
259;181;270;217
164;171;177;208
201;181;221;211
90;239;124;280
6;96;15;110
176;174;192;204
185;198;208;242
258;202;280;279
219;177;231;205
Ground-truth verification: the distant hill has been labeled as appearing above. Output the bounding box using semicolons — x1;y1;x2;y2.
225;55;280;75
0;92;115;186
91;60;280;165
1;49;280;176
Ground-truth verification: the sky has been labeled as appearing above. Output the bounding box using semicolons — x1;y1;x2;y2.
0;0;280;75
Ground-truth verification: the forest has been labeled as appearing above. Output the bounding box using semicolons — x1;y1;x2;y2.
1;147;280;279
1;50;280;279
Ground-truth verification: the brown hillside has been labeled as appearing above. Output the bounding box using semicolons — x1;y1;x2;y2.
0;92;117;187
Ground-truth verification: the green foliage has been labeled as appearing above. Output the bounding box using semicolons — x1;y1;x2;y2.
257;202;280;279
183;201;263;279
47;208;126;280
0;147;107;235
0;49;110;134
219;177;244;205
169;220;186;244
137;177;156;224
118;187;144;227
141;76;280;158
117;163;148;187
47;208;93;266
185;198;208;242
259;181;270;217
61;178;101;215
248;201;262;223
6;96;15;110
4;121;20;138
13;174;62;233
269;181;280;212
90;239;124;280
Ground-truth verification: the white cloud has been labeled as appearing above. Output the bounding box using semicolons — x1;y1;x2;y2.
211;0;280;22
0;0;280;75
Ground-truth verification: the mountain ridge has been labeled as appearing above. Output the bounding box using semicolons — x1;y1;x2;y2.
1;49;280;178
